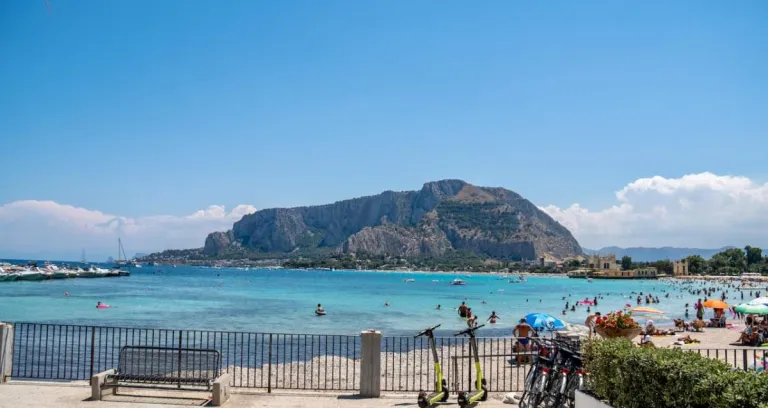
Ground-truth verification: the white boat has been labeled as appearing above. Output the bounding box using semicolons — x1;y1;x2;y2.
587;278;593;283
451;278;466;286
0;271;18;282
16;270;46;281
404;278;416;283
79;267;109;278
50;271;69;279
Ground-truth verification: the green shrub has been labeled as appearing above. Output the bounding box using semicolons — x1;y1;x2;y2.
583;339;768;408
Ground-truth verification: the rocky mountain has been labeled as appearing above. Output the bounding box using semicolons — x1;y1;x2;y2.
203;180;583;261
583;246;736;262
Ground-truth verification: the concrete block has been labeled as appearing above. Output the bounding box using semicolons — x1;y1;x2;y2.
0;322;13;383
90;369;116;401
359;330;382;398
575;390;613;408
212;373;231;406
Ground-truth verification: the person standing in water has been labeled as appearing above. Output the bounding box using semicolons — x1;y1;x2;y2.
585;312;601;338
316;304;325;315
467;314;478;328
457;301;469;317
487;311;500;324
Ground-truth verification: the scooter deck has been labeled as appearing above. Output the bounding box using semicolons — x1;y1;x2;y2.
458;390;486;407
418;391;447;407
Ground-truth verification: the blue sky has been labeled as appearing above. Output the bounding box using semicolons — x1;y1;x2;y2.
1;1;767;258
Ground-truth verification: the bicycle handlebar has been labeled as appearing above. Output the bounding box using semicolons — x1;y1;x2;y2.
454;324;485;336
415;324;441;338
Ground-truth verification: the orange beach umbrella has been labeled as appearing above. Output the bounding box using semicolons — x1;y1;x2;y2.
703;299;728;309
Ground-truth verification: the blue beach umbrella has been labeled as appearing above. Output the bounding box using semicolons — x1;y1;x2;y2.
524;313;566;331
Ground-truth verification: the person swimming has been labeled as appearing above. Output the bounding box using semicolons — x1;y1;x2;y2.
436;304;441;310
315;304;326;315
96;302;110;309
385;301;390;307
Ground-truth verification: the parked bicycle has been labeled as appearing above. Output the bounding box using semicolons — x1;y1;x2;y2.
519;338;586;408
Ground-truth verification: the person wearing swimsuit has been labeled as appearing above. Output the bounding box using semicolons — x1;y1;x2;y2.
513;319;536;364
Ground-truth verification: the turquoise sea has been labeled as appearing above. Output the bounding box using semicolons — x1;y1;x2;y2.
0;266;742;336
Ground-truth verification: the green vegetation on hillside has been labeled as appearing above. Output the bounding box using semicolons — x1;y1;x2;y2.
436;201;519;240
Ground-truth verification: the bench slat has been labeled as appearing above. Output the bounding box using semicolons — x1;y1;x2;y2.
112;346;221;386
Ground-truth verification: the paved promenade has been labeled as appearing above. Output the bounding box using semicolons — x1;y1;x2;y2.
0;382;512;408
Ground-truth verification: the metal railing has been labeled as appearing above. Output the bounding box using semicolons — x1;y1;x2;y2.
686;348;768;371
382;336;535;393
10;322;359;391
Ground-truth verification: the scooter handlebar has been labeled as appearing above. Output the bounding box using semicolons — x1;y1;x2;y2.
415;324;441;338
454;324;485;336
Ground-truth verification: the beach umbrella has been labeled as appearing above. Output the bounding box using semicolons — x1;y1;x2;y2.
703;299;728;309
734;303;768;316
747;297;768;306
524;313;566;331
630;306;666;316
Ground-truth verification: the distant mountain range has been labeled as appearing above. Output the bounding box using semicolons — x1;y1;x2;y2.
583;246;736;262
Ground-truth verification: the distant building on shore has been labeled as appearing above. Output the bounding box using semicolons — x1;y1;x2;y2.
586;254;619;271
568;253;658;279
592;267;658;279
673;259;688;276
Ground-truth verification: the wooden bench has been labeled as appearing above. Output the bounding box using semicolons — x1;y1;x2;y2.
91;346;230;406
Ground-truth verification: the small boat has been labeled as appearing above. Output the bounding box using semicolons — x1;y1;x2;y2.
0;271;18;282
587;278;593;283
451;278;466;286
79;267;109;278
404;278;416;283
16;270;46;281
50;271;69;279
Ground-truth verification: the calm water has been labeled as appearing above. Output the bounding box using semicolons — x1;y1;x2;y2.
0;266;738;336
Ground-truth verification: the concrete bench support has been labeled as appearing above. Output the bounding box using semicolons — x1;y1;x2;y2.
91;369;116;401
359;330;382;398
212;373;231;406
0;323;13;383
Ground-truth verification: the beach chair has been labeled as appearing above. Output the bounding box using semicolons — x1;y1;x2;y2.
673;319;685;332
712;315;726;328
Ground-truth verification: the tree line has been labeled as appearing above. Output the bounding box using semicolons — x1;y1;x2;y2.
617;246;767;276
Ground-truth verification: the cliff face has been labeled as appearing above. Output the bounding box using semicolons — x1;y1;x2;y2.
204;180;583;261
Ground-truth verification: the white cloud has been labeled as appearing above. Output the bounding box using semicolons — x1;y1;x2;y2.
541;172;768;249
0;201;256;260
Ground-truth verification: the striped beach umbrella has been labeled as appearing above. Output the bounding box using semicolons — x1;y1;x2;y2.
629;306;666;317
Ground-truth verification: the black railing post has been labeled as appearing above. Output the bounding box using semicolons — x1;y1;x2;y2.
267;334;272;393
89;327;95;379
743;350;748;371
177;331;183;389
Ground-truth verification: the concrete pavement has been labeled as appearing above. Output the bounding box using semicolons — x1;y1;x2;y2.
0;382;514;408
